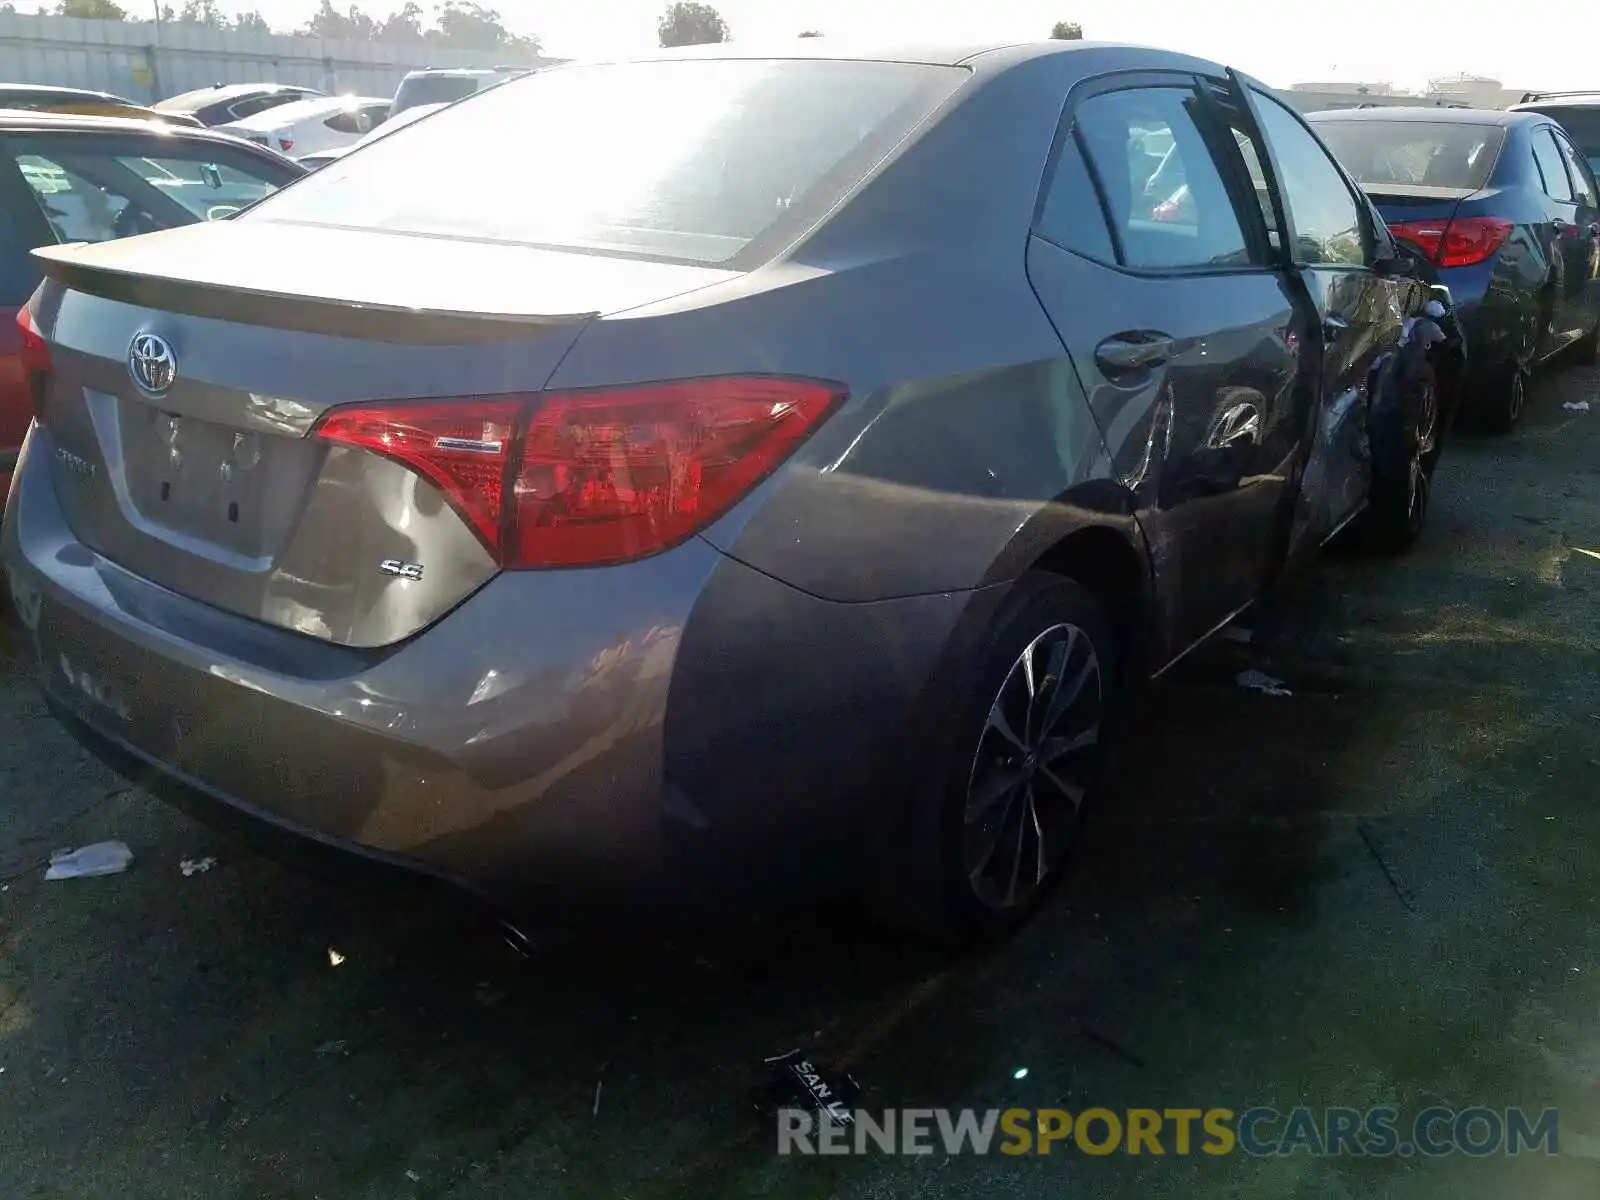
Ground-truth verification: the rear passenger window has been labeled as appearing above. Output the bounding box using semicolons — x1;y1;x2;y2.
323;110;374;135
1036;135;1117;262
1533;129;1573;201
1070;86;1252;270
228;95;288;120
1554;132;1598;206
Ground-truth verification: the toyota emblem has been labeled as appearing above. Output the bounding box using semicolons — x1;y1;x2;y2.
128;332;176;396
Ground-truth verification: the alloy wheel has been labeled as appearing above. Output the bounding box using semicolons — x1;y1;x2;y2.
1408;376;1439;525
963;623;1102;911
1507;368;1526;426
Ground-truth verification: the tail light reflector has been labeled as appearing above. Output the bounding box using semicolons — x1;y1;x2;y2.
313;377;844;569
16;306;48;374
1388;216;1512;268
16;305;51;415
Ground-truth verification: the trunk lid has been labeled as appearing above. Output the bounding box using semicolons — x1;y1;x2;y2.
29;222;737;648
1361;183;1481;232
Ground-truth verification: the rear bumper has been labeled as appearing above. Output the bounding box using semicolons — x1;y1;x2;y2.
1439;262;1537;378
2;424;978;919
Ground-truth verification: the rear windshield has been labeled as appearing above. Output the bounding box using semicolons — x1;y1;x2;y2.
249;59;967;266
390;74;483;116
1521;106;1600;173
1313;121;1504;190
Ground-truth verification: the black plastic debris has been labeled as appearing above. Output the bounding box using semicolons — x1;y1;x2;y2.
757;1049;862;1128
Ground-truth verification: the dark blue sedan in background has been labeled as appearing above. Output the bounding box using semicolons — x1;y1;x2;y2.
1311;107;1600;432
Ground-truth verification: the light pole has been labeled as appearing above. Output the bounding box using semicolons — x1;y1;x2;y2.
147;0;163;100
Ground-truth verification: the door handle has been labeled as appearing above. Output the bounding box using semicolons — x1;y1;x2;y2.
1322;312;1350;339
1094;332;1173;377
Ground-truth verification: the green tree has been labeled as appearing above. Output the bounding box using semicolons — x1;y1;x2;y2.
233;8;270;31
425;1;538;51
299;0;377;38
1050;20;1083;39
657;1;726;47
56;0;129;17
176;0;225;26
378;0;424;41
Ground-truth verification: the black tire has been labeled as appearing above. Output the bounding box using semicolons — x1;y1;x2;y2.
1362;361;1440;553
1475;359;1529;436
867;573;1115;944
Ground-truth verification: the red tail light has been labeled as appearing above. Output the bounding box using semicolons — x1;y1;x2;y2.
313;377;844;569
277;136;295;152
16;306;48;375
16;305;51;415
1388;216;1512;268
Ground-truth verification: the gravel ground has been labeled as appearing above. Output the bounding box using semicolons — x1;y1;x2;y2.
2;359;1599;1198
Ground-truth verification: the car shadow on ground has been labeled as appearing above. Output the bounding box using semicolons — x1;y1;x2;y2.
0;590;1461;1199
2;364;1597;1198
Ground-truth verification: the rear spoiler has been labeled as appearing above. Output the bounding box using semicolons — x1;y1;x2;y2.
31;247;597;345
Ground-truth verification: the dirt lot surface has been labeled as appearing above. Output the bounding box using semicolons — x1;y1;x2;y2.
3;360;1600;1198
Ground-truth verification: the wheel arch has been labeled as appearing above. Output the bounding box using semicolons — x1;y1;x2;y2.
1028;523;1151;679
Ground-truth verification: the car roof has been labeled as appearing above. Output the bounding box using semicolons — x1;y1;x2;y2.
1512;94;1600;110
402;66;514;78
1308;106;1545;128
562;39;1036;68
0;82;132;103
537;39;1236;77
155;82;316;110
0;106;294;144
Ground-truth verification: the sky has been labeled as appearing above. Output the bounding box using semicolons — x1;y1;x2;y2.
65;0;1600;94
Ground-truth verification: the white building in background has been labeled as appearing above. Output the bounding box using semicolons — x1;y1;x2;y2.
1282;80;1467;114
1282;73;1549;114
1291;81;1399;96
1427;75;1544;108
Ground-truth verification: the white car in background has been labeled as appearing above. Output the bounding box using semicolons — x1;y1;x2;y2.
296;102;448;170
216;94;392;160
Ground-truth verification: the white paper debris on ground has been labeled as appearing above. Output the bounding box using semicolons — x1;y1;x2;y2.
1236;669;1292;698
179;856;216;877
405;1169;421;1182
44;841;133;881
327;947;346;967
1563;401;1591;413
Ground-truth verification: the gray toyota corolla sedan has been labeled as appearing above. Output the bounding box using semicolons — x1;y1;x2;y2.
3;41;1456;941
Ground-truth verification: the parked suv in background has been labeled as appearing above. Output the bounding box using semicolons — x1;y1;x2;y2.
0;113;304;502
153;83;324;128
1511;92;1600;176
388;66;527;118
